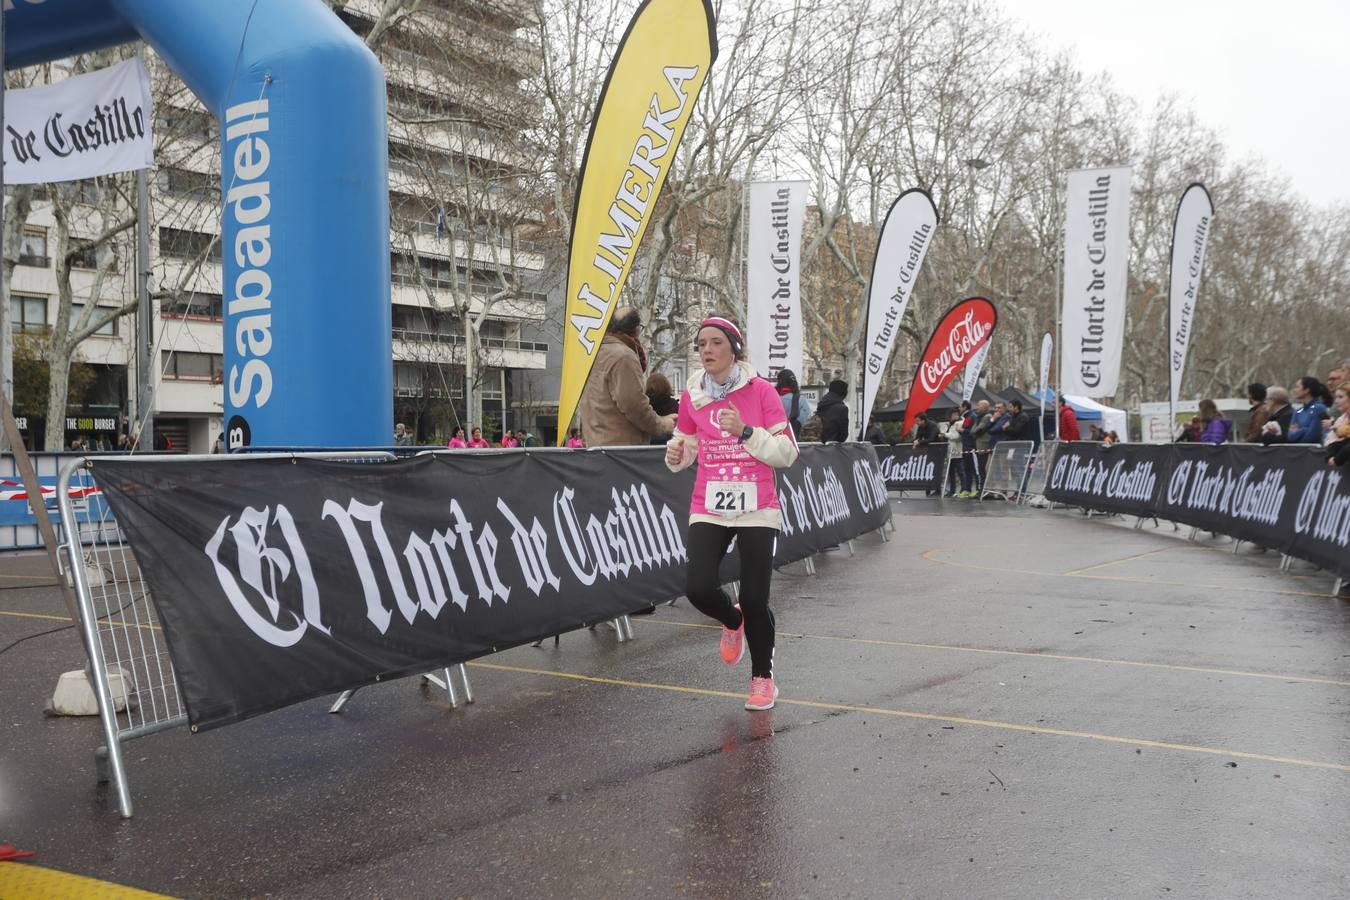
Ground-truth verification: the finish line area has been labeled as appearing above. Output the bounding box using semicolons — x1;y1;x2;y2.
2;498;1347;897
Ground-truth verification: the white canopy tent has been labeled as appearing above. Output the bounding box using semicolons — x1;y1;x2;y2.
1064;395;1130;441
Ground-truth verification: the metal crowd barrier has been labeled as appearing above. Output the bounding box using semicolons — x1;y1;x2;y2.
54;450;478;818
1020;441;1060;504
979;441;1035;500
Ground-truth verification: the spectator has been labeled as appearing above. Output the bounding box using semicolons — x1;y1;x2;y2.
1103;430;1120;445
1260;386;1294;444
1089;424;1105;442
913;412;942;496
212;432;225;454
1057;395;1081;441
987;401;1010;447
645;371;680;445
775;369;813;440
500;431;519;448
468;426;491;449
1326;358;1350;389
971;400;994;451
1005;400;1031;441
1287;377;1329;444
940;409;963;497
913;411;940;446
817;379;850;442
579;305;677;446
1176;417;1201;442
863;417;885;444
394;422;412;446
1243;383;1269;443
448;426;468;449
1198;399;1232;444
1325;381;1349;467
565;428;585;449
957;401;977;497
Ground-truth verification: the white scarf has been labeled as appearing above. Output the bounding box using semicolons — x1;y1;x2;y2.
702;365;745;403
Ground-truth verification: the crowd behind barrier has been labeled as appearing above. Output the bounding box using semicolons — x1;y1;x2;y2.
54;441;892;817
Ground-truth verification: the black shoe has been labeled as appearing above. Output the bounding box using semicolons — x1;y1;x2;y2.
630;605;657;616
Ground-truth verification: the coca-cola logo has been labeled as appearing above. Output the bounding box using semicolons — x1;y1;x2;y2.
918;309;992;393
902;298;997;435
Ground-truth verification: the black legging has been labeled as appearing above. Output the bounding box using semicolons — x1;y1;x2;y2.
685;522;777;678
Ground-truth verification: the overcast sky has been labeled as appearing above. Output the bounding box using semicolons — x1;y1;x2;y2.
1007;0;1350;206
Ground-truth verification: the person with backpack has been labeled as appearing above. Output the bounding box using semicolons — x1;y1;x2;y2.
775;369;813;440
665;317;799;711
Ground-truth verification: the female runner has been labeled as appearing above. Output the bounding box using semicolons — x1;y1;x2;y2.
665;317;799;710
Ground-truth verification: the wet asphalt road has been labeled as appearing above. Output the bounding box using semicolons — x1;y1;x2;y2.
1;498;1348;898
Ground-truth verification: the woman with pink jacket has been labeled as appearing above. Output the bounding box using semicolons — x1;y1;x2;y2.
665;317;799;711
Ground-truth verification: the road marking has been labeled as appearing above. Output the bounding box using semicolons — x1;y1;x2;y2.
468;661;1350;774
0;609;157;632
633;619;1350;688
1061;545;1177;575
921;547;1341;599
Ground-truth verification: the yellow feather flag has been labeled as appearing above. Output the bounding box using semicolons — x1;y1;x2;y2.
556;0;717;444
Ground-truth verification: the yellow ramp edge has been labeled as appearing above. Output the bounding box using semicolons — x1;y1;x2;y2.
0;863;174;899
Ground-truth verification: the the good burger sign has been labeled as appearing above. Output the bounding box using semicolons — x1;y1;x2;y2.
902;297;997;436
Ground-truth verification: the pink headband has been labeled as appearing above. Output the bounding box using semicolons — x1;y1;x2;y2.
699;317;744;353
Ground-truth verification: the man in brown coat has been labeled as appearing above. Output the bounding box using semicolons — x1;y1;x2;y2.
578;306;677;446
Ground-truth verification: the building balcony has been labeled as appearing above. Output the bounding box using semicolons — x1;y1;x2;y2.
393;328;547;370
390;277;546;321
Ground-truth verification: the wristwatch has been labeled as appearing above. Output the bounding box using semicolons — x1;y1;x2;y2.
738;425;754;444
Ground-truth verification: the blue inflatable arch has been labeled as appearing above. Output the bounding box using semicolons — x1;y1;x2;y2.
5;0;392;449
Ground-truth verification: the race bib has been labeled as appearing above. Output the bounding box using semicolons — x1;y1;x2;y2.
705;480;757;517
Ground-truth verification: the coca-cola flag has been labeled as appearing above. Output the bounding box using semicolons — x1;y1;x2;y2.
902;298;998;436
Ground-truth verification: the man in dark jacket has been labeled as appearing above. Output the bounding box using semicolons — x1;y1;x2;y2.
914;413;940;445
818;379;850;442
1005;401;1031;440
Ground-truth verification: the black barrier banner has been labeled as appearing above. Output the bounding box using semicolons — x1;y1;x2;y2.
1045;442;1349;580
91;444;891;730
876;444;946;491
1044;441;1165;516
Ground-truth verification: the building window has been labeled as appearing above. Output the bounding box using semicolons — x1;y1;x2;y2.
159;227;221;261
161;350;223;382
71;303;117;336
18;227;48;268
9;294;47;332
162;167;220;197
160;291;223;320
69;240;116;271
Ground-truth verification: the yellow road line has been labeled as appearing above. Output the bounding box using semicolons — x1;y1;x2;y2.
633;618;1350;687
1061;545;1177;576
921;547;1340;599
468;660;1350;773
0;609;158;631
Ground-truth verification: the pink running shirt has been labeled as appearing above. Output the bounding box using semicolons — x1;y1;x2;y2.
677;376;789;519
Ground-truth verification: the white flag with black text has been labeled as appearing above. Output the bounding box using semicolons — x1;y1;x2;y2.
3;58;154;184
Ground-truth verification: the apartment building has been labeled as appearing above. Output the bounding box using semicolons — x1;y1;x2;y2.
9;0;548;452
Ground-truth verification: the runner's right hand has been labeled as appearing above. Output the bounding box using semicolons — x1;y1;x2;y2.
665;441;683;467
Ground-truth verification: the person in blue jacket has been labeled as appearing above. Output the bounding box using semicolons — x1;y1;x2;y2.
1287;376;1330;444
